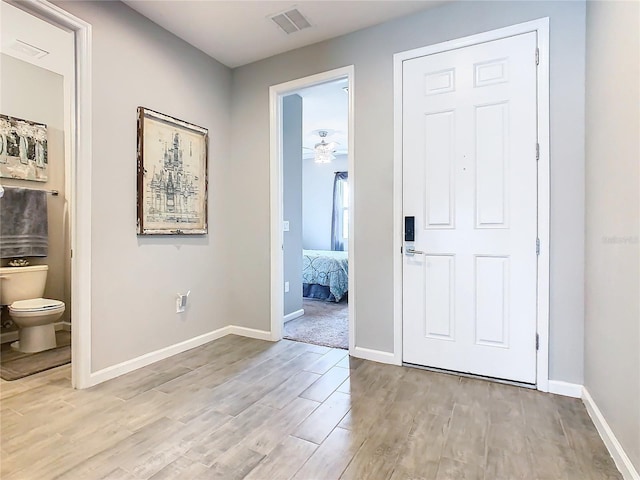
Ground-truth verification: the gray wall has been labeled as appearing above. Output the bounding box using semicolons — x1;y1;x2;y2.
303;154;348;251
585;0;640;470
56;1;232;371
230;1;586;383
283;94;303;316
0;55;71;325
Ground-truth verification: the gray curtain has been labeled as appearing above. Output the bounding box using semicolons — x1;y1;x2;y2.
331;171;348;251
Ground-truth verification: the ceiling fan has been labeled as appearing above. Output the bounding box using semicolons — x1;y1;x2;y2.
311;130;338;163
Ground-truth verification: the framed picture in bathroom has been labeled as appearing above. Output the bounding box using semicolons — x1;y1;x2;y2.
0;114;48;182
136;107;209;235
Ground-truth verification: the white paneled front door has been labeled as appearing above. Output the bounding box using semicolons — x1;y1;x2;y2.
402;32;538;383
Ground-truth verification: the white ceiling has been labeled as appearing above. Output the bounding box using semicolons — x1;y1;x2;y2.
123;1;447;68
1;2;74;77
297;78;349;159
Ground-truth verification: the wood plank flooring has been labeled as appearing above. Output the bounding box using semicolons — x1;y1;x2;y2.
0;335;622;479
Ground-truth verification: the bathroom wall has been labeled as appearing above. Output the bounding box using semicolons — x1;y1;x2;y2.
0;54;71;326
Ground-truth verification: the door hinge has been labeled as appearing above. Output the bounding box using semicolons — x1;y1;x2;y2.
536;333;540;351
536;238;540;256
536;143;540;161
535;48;539;65
401;246;403;254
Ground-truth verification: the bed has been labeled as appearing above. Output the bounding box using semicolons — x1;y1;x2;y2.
302;249;348;302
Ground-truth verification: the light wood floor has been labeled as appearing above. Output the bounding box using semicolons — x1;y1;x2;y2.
0;335;621;479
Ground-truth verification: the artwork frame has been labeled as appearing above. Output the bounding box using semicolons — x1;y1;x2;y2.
0;114;48;182
136;107;208;235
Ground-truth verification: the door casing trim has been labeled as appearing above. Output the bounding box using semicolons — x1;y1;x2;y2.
392;18;550;392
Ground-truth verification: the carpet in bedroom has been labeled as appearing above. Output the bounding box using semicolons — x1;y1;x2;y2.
284;298;348;350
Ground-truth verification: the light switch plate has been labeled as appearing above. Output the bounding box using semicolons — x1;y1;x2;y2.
284;281;290;293
283;221;290;232
176;291;190;313
176;298;186;313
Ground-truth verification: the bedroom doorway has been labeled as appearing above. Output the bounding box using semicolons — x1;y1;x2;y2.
269;66;355;353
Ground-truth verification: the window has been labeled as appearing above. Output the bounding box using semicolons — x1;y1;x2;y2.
331;171;348;251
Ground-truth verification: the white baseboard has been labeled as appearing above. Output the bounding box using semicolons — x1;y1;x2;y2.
583;387;640;480
87;324;274;388
352;346;396;365
284;309;304;323
548;380;583;398
227;325;273;341
89;326;231;386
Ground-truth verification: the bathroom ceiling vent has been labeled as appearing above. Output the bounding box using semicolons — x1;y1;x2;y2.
269;8;311;35
9;39;49;59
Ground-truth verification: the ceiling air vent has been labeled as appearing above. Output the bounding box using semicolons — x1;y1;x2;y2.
9;39;49;59
270;8;311;35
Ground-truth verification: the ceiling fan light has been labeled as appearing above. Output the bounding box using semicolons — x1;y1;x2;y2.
313;130;336;163
314;149;334;163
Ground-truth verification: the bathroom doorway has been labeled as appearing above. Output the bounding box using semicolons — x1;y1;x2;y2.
0;1;92;388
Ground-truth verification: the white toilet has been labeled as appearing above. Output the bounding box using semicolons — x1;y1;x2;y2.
0;265;65;353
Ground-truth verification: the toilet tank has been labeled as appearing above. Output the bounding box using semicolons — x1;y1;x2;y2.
0;265;48;305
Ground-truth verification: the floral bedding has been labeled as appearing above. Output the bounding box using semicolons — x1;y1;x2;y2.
302;249;348;302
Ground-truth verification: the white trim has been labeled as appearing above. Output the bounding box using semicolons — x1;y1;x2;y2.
392;40;404;367
87;325;274;387
352;346;395;365
583;388;640;480
347;66;355;355
392;18;551;385
284;309;304;323
269;81;283;342
269;66;356;354
88;327;231;386
227;326;273;341
548;380;583;398
534;18;551;393
14;0;93;389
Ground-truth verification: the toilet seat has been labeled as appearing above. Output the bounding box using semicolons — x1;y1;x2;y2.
10;298;65;313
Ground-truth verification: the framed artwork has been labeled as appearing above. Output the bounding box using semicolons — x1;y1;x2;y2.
136;107;208;235
0;114;48;182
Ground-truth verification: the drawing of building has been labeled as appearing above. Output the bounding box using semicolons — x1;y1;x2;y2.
145;131;201;225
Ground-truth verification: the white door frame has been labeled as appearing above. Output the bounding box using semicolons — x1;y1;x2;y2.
269;66;355;353
16;0;93;389
392;18;550;391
